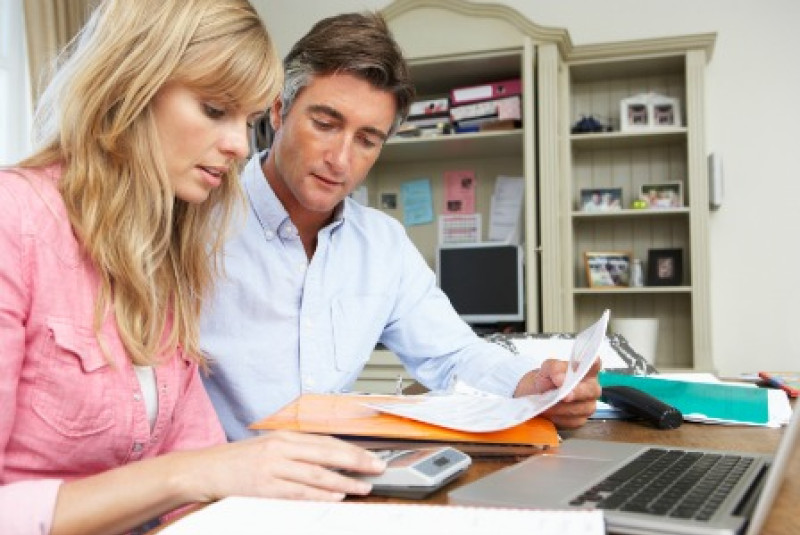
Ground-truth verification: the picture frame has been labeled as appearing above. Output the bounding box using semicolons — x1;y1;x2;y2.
646;248;683;286
651;97;679;127
639;182;683;208
620;97;650;130
620;92;682;131
380;192;397;210
579;187;623;212
584;251;633;288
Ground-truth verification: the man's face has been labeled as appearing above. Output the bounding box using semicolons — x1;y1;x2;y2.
267;73;396;220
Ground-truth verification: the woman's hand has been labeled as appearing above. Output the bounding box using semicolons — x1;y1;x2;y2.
179;430;387;503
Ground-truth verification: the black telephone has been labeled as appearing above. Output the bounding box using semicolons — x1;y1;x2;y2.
601;385;683;429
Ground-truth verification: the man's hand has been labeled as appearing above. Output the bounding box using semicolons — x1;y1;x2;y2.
513;358;602;429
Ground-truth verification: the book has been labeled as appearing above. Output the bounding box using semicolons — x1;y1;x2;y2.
249;393;559;456
159;496;605;535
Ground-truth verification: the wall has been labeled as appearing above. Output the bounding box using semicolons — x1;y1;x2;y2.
252;0;800;376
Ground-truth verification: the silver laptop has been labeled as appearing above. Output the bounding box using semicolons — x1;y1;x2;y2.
449;401;799;535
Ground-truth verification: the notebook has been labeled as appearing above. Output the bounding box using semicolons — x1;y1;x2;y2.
449;399;799;535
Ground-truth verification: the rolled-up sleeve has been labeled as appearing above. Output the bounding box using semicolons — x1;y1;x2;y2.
0;479;63;535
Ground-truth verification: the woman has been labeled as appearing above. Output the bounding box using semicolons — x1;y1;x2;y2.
0;1;384;533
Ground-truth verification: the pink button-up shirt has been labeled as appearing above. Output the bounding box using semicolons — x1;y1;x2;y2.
0;167;226;533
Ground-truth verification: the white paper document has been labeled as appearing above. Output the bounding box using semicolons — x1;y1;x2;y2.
367;310;609;433
488;175;524;243
160;497;605;535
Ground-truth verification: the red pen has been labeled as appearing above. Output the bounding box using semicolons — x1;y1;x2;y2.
758;372;800;398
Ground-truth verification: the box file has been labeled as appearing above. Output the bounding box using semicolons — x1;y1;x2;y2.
450;78;521;106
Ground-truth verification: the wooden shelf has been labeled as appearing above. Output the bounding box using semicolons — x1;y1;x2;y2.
382;129;523;163
570;129;687;150
572;208;690;219
573;286;692;296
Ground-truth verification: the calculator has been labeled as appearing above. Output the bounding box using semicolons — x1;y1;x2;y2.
351;446;472;499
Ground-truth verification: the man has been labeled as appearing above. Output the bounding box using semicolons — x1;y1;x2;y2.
200;12;601;441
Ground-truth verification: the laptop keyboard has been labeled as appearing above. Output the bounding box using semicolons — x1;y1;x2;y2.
570;448;754;521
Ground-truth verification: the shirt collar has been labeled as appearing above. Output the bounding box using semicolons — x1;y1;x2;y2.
242;151;290;236
243;150;347;235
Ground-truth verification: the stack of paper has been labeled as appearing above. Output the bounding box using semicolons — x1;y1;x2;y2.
160;497;605;535
249;392;558;456
367;310;609;433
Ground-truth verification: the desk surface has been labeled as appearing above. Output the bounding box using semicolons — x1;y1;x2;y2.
153;418;799;534
351;418;799;535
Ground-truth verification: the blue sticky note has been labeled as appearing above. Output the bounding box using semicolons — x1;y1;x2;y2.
599;373;769;425
401;178;433;226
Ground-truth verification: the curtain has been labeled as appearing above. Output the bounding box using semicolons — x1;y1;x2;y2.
22;0;95;104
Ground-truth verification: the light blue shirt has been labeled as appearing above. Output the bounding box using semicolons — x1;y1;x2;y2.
200;153;533;440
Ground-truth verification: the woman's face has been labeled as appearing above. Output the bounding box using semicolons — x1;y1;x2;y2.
150;82;264;204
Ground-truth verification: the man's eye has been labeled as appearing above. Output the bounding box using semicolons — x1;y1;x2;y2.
203;104;226;120
358;136;379;149
312;118;334;130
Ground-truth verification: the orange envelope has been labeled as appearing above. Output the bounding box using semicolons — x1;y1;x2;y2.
250;393;559;456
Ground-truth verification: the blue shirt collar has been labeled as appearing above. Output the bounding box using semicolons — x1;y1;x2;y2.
244;151;346;237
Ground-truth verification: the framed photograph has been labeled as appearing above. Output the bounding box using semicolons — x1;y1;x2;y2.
620;95;650;131
579;187;623;212
380;192;397;210
584;251;633;288
620;93;682;131
647;248;683;286
639;182;683;208
649;93;682;127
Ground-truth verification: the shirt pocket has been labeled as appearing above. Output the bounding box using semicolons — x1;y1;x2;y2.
331;294;392;372
32;318;114;437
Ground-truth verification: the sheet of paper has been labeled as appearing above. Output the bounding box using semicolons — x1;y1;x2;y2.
439;213;482;244
400;178;433;226
367;310;609;433
488;176;524;243
160;497;605;535
443;169;476;214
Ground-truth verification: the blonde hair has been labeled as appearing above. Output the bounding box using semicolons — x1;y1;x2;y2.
19;0;282;365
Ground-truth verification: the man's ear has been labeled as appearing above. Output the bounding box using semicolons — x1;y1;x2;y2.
269;97;284;132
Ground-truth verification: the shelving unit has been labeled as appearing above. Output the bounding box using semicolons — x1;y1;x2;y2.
364;44;542;332
558;41;715;370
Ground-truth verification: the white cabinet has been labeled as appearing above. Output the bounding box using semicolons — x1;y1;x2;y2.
555;41;716;370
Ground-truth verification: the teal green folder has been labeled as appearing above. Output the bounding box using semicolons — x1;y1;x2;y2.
599;373;770;425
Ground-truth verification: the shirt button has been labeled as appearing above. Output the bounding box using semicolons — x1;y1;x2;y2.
133;393;141;401
264;229;274;240
132;442;144;452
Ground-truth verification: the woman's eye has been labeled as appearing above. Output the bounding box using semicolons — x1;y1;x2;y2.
203;103;226;120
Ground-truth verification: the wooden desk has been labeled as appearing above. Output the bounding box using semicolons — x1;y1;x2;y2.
351;419;800;535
